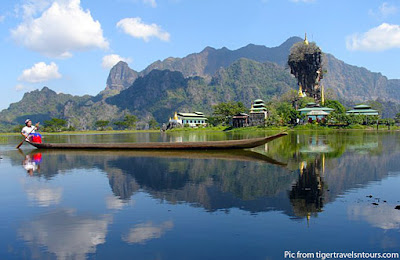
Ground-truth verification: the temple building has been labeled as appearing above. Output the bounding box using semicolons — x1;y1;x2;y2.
346;104;379;116
168;111;207;128
232;113;249;128
249;99;268;126
297;102;334;122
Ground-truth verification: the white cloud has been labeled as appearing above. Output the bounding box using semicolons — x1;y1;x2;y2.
143;0;157;7
18;62;62;83
102;54;132;69
346;23;400;51
15;84;31;92
122;221;173;244
369;2;397;19
117;17;170;42
0;15;5;22
14;0;51;20
11;0;109;58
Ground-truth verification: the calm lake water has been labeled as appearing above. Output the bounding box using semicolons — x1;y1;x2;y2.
0;131;400;260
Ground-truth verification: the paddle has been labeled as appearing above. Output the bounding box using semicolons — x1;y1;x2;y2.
16;123;39;149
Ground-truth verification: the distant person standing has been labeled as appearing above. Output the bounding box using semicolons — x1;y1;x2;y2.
21;119;39;141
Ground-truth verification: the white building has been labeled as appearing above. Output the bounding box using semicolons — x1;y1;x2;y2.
168;112;207;127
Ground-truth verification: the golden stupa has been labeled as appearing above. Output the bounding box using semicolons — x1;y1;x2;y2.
304;33;309;45
173;112;179;120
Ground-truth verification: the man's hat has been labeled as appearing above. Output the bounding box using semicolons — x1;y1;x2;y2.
25;119;31;124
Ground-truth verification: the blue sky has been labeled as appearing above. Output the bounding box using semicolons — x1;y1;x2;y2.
1;0;400;110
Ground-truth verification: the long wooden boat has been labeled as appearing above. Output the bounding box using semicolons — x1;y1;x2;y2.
27;132;287;150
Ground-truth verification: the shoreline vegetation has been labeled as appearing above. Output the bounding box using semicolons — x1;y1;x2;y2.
1;124;399;136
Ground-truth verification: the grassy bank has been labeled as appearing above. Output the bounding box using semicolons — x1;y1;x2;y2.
1;124;398;136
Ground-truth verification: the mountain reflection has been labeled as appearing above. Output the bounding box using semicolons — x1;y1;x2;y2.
9;131;400;220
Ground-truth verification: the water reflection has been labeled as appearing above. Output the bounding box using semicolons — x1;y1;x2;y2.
290;155;325;219
18;209;112;259
20;150;42;176
348;204;400;231
22;150;296;215
22;178;63;207
6;132;399;221
260;132;400;212
2;131;400;259
105;194;131;210
122;221;174;245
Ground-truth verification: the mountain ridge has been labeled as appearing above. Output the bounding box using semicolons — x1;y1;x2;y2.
139;36;301;79
2;36;400;130
107;58;296;123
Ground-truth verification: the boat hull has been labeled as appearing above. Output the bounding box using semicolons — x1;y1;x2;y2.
27;132;287;150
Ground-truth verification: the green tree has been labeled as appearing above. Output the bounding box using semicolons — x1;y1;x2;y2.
297;97;316;109
324;100;346;114
212;101;248;125
148;118;159;129
276;102;299;125
280;89;313;110
114;121;126;130
124;115;138;129
206;116;219;127
264;107;281;126
280;89;299;103
95;120;109;131
114;114;138;130
44;118;67;132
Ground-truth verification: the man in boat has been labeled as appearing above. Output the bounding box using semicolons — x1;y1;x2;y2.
21;119;40;141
